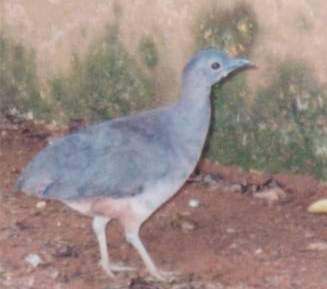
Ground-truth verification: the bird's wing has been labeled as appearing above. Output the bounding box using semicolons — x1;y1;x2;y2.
17;111;174;200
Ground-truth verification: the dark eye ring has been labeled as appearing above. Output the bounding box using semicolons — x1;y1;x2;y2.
211;62;221;70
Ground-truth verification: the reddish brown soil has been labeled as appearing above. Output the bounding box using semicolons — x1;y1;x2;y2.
0;121;327;289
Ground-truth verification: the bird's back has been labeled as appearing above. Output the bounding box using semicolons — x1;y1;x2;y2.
16;107;180;201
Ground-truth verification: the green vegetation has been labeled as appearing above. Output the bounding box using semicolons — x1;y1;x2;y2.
207;59;327;179
0;34;49;119
49;26;154;122
251;60;327;178
195;2;258;56
138;36;159;69
0;26;155;123
207;74;254;169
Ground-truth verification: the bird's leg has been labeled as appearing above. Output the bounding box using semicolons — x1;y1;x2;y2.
92;216;115;277
92;216;134;277
124;226;175;281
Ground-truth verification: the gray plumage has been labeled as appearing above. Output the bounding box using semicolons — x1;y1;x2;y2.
16;48;252;280
16;102;207;200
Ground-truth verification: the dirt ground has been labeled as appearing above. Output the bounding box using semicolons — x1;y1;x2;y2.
0;120;327;289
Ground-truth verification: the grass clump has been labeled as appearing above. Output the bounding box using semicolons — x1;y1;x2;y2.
138;36;159;69
207;75;254;169
0;34;49;119
205;53;327;179
49;26;154;122
251;60;327;178
195;2;258;56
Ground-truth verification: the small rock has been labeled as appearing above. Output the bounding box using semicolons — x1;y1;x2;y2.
171;213;198;233
255;248;263;255
25;254;44;268
307;241;327;251
308;199;327;214
36;201;47;209
253;187;287;205
188;198;200;208
25;111;34;120
180;221;197;232
228;184;243;193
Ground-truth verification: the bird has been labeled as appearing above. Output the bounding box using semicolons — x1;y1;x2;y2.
16;48;252;280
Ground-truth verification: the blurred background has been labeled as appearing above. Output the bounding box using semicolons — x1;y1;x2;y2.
1;0;327;179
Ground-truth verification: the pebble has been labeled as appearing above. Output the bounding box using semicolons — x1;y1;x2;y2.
171;213;198;233
225;183;242;193
188;198;200;208
307;241;327;251
308;199;327;214
253;187;287;204
36;201;47;209
25;254;44;268
180;220;197;232
255;248;263;255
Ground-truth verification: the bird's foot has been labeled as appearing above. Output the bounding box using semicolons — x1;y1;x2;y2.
109;263;136;272
101;263;115;278
148;269;179;282
100;261;135;277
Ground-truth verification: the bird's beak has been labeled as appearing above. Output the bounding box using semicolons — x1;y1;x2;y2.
223;58;255;77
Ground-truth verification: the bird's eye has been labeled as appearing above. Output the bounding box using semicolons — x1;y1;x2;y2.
211;62;221;70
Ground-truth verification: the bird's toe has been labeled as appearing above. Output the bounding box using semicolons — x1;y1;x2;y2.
148;269;180;282
110;263;136;272
100;260;136;277
99;261;116;278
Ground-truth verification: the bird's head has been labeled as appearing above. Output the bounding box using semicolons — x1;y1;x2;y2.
182;48;253;88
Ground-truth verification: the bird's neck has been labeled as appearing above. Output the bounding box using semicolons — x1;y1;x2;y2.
170;83;212;164
175;83;212;128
